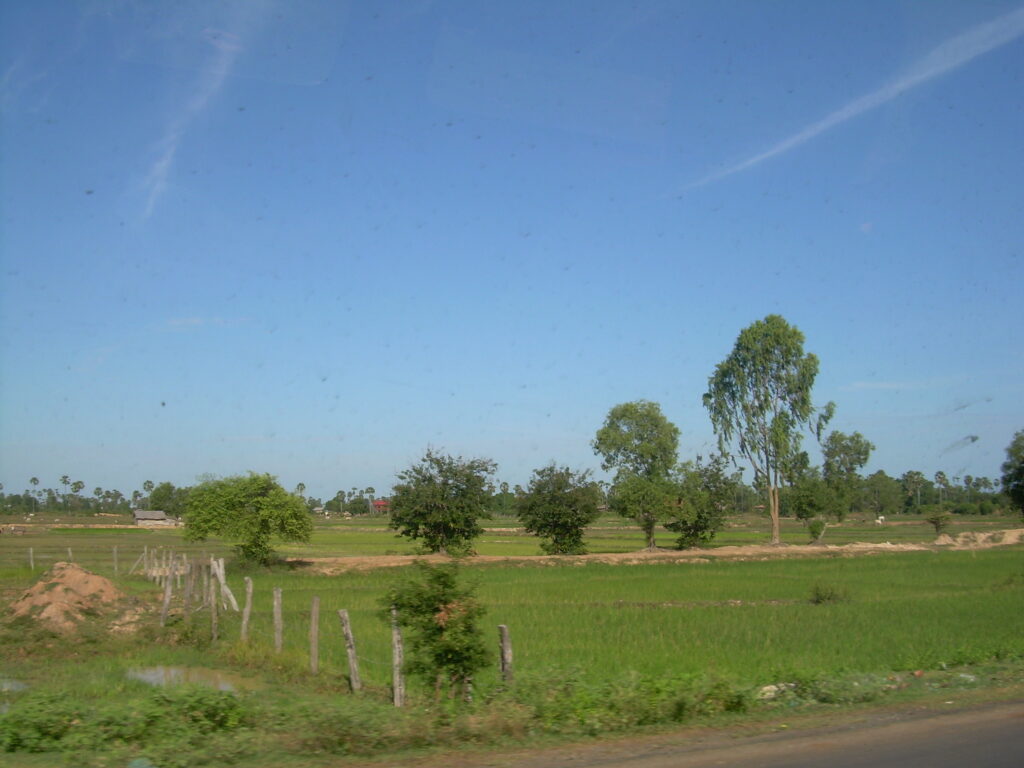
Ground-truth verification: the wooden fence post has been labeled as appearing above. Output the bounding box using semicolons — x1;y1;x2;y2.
273;587;283;653
309;597;320;675
183;558;193;621
391;606;405;707
210;575;219;641
113;546;118;576
337;609;362;692
67;547;73;562
498;624;513;683
160;575;173;627
240;577;253;642
28;547;34;572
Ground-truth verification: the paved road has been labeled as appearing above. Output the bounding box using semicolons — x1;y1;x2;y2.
477;701;1024;768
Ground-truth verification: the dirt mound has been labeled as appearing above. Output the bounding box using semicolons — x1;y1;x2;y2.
935;529;1024;548
7;562;132;634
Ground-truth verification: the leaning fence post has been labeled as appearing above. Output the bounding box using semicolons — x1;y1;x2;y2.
240;577;253;642
337;609;362;692
160;575;173;627
498;624;513;683
129;547;145;575
309;597;320;675
273;587;283;653
391;606;405;707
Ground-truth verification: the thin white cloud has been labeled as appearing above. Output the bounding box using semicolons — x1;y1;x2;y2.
141;28;244;217
689;6;1024;188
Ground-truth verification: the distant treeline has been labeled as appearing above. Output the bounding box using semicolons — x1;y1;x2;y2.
0;467;1009;520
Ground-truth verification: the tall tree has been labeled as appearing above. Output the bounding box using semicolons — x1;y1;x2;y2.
934;471;950;504
1001;429;1024;517
703;315;834;544
60;475;71;512
389;450;496;555
900;471;927;511
822;430;874;520
593;400;680;549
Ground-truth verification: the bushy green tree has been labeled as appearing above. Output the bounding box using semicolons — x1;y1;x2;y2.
1002;429;1024;517
184;473;312;564
517;464;602;554
665;454;736;549
385;561;489;701
148;481;190;518
822;431;873;520
863;470;903;517
785;473;836;542
389;450;496;555
704;315;834;544
593;400;680;549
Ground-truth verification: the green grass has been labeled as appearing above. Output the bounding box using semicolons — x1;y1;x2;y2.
2;514;1023;765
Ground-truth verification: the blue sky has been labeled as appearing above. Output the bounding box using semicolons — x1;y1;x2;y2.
2;0;1022;500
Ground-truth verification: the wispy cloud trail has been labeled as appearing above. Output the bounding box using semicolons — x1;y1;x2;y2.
689;6;1024;188
142;29;243;217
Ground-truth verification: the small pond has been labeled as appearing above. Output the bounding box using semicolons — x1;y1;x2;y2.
1;678;28;714
127;667;261;692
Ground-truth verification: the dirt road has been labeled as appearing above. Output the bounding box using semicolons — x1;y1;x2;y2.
422;700;1024;768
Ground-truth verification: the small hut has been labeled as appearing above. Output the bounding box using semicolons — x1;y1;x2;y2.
132;510;174;527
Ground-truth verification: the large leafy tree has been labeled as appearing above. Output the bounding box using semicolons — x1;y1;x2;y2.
1001;429;1024;517
593;400;680;549
822;430;874;520
149;481;190;518
900;470;927;512
389;450;496;555
516;464;602;554
184;473;312;564
703;315;834;544
665;453;737;549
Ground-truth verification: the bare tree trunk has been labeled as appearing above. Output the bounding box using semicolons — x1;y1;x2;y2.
769;485;781;544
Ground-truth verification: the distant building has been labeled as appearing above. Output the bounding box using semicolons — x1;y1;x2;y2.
133;510;176;527
372;498;390;514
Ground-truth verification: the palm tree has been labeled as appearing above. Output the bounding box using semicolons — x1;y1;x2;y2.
29;477;39;513
60;475;71;513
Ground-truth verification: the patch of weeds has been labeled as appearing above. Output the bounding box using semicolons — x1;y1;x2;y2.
809;583;849;604
0;686;253;763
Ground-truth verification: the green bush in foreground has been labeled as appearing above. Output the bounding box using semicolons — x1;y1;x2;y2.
385;561;491;700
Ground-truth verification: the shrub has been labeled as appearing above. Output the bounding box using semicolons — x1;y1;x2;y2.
809;583;849;604
384;561;490;700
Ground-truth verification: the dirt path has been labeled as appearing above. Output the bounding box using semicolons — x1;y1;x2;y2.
294;528;1024;574
441;699;1024;768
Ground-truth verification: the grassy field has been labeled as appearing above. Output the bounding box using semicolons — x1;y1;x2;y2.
2;515;1023;766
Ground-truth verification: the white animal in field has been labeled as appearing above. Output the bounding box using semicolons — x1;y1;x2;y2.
875;515;886;525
